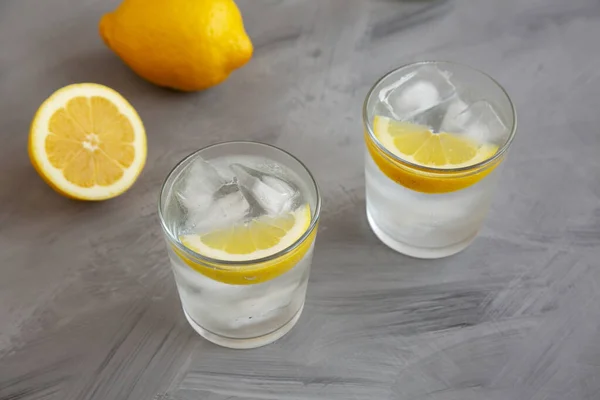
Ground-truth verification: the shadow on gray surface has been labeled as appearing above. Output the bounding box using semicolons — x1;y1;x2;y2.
49;50;200;100
367;0;452;42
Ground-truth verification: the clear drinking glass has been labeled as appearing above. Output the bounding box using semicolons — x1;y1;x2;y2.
363;61;516;258
159;141;321;349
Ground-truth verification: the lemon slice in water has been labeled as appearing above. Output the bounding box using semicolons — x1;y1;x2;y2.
366;116;502;193
176;205;314;285
373;116;498;168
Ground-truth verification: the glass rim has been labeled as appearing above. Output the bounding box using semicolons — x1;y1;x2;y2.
363;60;518;174
158;140;322;267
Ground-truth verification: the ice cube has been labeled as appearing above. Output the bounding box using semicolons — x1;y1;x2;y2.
441;100;508;144
379;65;456;120
409;100;452;133
230;163;299;216
197;183;250;230
176;157;250;232
175;157;226;211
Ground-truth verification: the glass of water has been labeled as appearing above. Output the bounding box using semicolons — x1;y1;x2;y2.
159;141;321;349
364;61;516;258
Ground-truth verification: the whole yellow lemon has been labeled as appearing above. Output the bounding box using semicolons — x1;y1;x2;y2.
99;0;253;91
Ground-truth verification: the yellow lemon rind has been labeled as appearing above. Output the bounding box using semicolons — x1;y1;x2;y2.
98;0;254;92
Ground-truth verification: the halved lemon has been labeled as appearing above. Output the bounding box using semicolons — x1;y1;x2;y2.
176;204;315;285
367;116;502;193
29;83;146;200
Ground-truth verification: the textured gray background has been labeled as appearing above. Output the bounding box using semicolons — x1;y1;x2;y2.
1;0;600;399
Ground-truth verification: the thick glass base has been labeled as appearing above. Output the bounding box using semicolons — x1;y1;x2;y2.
367;210;476;259
183;303;304;349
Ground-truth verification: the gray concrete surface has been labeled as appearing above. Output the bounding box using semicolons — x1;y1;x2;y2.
2;0;600;399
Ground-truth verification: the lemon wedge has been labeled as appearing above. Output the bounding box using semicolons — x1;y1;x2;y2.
29;83;146;200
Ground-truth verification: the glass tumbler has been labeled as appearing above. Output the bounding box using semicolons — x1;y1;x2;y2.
363;61;516;258
159;141;321;348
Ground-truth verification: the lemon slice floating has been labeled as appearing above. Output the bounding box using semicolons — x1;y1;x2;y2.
181;204;311;261
373;116;498;168
367;116;501;193
29;83;146;200
177;204;315;285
